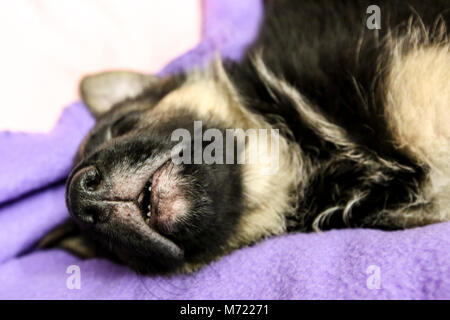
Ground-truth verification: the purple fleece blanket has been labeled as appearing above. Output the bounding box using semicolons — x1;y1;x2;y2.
0;0;449;300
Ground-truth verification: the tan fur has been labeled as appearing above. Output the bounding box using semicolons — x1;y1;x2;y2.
150;39;450;236
385;31;450;225
151;58;304;249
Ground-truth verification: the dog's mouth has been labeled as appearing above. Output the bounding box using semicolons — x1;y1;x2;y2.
137;178;153;224
135;159;182;231
108;157;185;266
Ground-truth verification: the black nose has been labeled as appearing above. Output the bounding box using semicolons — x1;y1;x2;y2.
68;166;108;224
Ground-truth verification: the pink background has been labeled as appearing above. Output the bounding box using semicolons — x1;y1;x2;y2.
0;0;201;132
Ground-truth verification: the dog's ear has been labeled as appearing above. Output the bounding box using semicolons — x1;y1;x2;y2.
39;218;122;262
80;71;158;118
38;219;97;258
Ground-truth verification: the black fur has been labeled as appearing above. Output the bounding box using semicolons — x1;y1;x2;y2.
227;0;450;230
55;0;450;273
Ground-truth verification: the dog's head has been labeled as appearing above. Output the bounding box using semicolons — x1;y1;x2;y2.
67;64;298;273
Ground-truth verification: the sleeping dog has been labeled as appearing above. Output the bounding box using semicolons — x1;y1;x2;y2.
42;0;450;273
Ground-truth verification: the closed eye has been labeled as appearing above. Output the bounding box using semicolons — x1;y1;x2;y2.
82;110;142;156
109;111;141;138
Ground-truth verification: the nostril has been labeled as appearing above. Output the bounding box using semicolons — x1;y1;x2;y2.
81;167;102;193
68;166;109;225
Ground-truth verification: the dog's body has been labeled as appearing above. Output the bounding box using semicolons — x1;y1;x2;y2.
44;0;450;273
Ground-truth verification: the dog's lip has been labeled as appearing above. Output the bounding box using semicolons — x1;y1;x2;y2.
132;159;183;258
136;159;172;224
149;160;172;218
96;200;184;262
